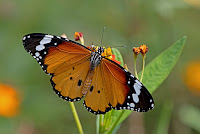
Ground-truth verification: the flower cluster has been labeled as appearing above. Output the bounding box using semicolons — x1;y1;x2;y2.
133;44;148;57
132;44;149;81
74;32;121;65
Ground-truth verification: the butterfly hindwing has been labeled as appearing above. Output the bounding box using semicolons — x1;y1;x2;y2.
51;58;91;101
83;65;112;114
83;58;129;114
84;58;154;114
23;33;92;101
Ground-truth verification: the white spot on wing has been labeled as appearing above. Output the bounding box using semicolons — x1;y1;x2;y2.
130;74;135;78
23;36;26;40
151;103;154;108
124;69;128;72
36;44;45;51
130;103;135;108
40;36;52;45
135;79;142;86
35;52;40;57
46;35;54;38
134;83;141;95
132;94;139;103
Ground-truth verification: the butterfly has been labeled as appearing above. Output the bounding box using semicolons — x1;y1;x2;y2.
22;33;154;114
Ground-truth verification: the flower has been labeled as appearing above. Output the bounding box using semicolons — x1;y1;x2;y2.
184;61;200;95
74;32;84;45
0;84;20;117
133;47;140;55
139;44;148;55
102;47;112;60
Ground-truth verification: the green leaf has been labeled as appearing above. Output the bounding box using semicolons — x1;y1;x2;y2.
154;101;173;134
111;48;124;67
103;36;186;133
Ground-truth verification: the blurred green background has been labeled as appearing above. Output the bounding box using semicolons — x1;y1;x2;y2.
0;0;200;134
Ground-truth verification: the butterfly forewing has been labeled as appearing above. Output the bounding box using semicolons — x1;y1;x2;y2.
23;33;91;101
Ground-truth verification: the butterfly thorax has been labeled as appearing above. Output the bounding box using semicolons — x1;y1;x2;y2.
90;47;104;70
82;47;104;95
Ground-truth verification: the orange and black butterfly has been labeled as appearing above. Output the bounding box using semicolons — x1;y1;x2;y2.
22;33;154;114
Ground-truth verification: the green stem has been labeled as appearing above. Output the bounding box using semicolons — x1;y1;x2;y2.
106;111;125;134
69;102;84;134
99;115;104;133
96;116;100;134
140;55;146;82
134;55;138;79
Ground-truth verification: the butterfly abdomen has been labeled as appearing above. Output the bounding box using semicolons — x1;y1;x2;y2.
82;71;94;95
82;47;105;95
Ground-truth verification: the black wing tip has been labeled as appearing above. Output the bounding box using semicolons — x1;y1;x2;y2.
22;33;92;52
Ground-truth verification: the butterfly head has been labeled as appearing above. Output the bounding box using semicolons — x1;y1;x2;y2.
97;47;105;54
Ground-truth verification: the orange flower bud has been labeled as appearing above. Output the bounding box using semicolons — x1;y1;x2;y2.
133;47;140;55
74;32;83;41
139;44;148;54
74;32;84;45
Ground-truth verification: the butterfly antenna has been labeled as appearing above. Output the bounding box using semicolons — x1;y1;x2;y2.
101;27;106;45
114;45;127;48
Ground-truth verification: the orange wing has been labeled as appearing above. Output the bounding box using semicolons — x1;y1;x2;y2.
83;58;130;114
84;58;154;114
23;33;91;101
